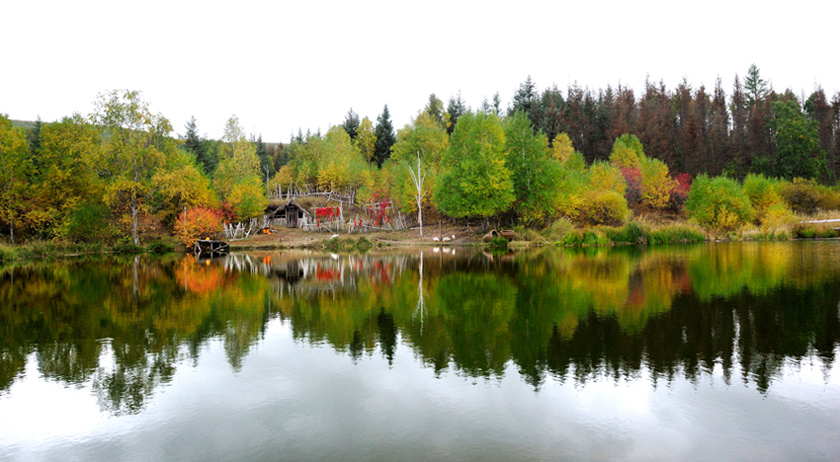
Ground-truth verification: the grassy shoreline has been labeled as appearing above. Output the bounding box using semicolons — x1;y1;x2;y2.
2;218;838;263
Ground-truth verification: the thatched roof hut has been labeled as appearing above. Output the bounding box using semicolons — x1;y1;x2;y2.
265;199;310;228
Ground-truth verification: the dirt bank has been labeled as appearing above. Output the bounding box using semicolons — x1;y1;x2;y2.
227;224;484;250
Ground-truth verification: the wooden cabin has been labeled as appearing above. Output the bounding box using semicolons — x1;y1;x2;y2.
265;199;310;228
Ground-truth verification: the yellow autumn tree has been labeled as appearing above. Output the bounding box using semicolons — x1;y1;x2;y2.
213;116;260;201
551;133;575;163
640;157;675;209
354;117;376;164
88;90;174;245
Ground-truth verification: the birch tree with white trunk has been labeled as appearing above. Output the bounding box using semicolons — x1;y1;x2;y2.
407;151;427;236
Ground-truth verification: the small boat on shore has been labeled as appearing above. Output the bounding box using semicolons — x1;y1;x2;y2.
193;239;230;256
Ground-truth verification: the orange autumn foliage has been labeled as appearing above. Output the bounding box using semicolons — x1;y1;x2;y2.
174;207;224;247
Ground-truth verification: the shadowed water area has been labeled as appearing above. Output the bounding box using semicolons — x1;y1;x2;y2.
1;242;839;461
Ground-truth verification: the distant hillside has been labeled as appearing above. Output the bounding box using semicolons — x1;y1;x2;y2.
11;119;36;131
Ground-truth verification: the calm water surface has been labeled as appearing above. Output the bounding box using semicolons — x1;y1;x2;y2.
1;242;839;461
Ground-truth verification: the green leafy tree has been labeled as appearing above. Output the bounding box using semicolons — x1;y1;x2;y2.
33;115;103;239
503;111;562;223
88;90;174;245
435;112;514;219
228;177;268;220
154;148;218;225
609;133;645;169
684;174;752;231
765;99;826;180
0;115;31;243
317;126;368;190
391;112;449;167
390;112;449;213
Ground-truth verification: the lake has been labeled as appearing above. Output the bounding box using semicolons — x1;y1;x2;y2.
1;242;839;461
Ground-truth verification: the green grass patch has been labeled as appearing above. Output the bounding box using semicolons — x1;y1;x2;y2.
0;244;18;263
559;229;610;247
543;218;574;242
322;236;374;252
147;241;175;254
112;239;145;254
604;221;648;245
648;225;706;244
487;236;509;249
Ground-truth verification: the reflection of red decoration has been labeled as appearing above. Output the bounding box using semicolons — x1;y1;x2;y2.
317;268;337;281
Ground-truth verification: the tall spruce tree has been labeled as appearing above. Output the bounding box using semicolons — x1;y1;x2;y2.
492;92;503;115
446;92;467;135
510;76;540;129
424;94;446;128
540;85;565;143
744;64;768;109
183;116;215;175
374;105;396;167
254;134;273;179
27;116;43;180
341;108;360;140
28;116;42;157
708;77;730;175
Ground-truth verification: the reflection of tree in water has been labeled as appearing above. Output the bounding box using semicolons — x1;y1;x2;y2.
0;256;273;413
1;243;840;411
278;245;840;392
91;340;178;416
0;349;26;394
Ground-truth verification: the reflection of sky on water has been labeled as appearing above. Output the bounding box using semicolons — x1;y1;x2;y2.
3;319;837;462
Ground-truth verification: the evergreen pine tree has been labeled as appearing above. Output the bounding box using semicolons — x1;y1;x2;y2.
744;64;768;109
28;116;41;157
255;134;273;178
342;108;360;140
446;92;467;135
184;116;215;175
510;76;540;129
492;92;502;115
424;94;446;127
27;116;43;179
374;105;396;167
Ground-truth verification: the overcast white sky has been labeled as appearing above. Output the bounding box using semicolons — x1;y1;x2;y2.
3;0;838;143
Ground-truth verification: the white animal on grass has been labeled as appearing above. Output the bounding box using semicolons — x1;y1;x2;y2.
330;234;339;239
451;235;456;239
432;237;440;242
442;237;450;242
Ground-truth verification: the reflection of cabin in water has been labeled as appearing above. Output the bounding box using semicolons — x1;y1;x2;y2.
265;199;310;228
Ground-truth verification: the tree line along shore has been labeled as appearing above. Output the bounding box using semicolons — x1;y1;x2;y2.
2;65;840;260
